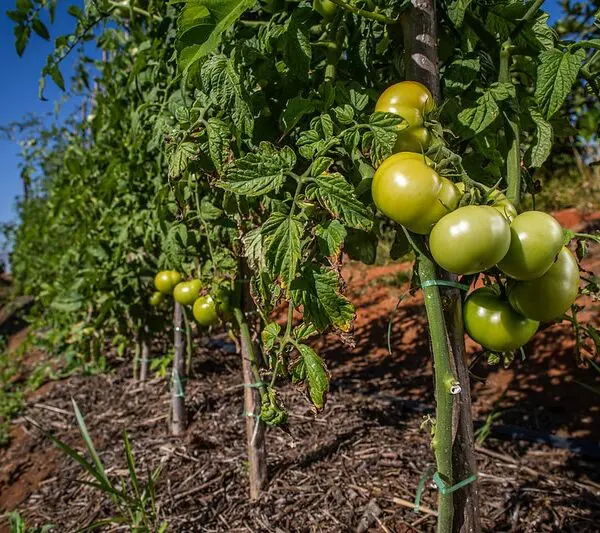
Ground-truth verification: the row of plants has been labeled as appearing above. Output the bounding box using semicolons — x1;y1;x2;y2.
4;0;600;531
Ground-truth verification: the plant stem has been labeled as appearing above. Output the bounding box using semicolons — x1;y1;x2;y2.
417;254;455;532
182;307;193;377
326;0;397;24
499;41;521;208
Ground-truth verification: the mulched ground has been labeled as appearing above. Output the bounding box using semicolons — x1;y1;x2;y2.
1;209;599;532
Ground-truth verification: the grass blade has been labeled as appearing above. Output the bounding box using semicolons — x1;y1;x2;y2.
71;399;109;486
123;430;140;499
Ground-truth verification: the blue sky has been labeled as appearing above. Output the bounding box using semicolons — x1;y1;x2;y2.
0;1;565;230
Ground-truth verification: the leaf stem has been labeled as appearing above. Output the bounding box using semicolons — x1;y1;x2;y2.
326;0;397;24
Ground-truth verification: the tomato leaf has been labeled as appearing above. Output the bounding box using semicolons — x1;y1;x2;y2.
206;117;230;174
307;173;373;230
457;90;500;137
296;343;329;409
291;266;354;332
176;0;256;73
315;220;347;257
219;142;296;196
526;110;553;168
262;212;303;287
535;48;586;119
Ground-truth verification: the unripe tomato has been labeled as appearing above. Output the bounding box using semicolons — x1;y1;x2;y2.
213;286;233;320
155;271;176;294
149;291;165;306
173;280;202;306
487;190;518;221
508;247;580;322
372;155;453;234
393;126;432;153
427;177;462;229
376;81;435;117
169;271;182;286
193;295;219;326
498;211;564;280
429;206;511;274
464;287;539;352
313;0;337;21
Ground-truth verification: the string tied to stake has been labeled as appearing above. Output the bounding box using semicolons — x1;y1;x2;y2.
171;368;185;398
421;279;470;291
414;465;477;513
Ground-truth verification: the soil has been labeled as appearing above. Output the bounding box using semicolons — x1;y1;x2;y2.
0;210;599;532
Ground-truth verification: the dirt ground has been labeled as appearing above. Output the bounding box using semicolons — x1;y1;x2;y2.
0;209;599;532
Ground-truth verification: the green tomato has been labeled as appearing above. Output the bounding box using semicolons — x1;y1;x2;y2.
149;291;165;306
508;247;580;322
169;271;182;286
429;205;511;274
487;190;518;221
463;287;539;352
498;211;564;280
375;81;436;118
393;126;432;154
155;271;175;294
193;295;219;326
313;0;337;21
173;280;202;306
372;155;452;234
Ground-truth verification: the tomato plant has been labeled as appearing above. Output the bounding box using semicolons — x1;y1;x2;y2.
6;0;600;530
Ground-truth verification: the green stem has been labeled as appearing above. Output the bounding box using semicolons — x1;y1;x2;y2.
326;0;396;24
182;307;193;377
499;41;521;208
403;229;455;531
419;255;455;533
509;0;545;39
234;307;267;402
504;113;521;207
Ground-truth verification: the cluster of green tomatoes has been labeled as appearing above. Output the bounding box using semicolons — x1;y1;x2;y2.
372;81;580;354
149;271;230;327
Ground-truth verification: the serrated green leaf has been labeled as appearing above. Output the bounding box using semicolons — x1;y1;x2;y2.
458;91;500;136
307;173;373;230
489;82;516;102
526;110;553;168
242;227;265;270
296;343;329;409
444;56;480;92
333;104;355;124
535;48;585;119
282;13;312;80
177;0;256;73
206;117;230;174
447;0;472;27
200;55;254;135
262;212;303;287
261;322;281;353
315;220;347;257
311;157;333;176
199;198;222;221
282;96;316;133
169;142;197;178
220;142;295;196
291;265;354;331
